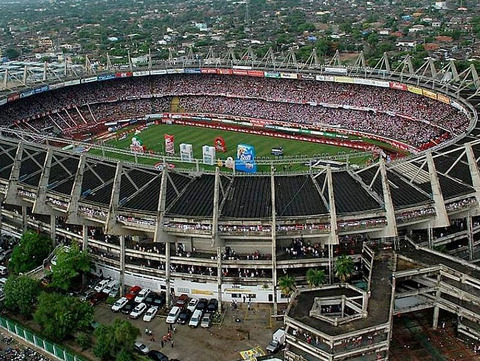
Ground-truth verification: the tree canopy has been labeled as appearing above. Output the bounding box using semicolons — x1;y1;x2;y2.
93;319;140;360
34;292;94;341
9;231;53;275
306;268;326;288
3;276;41;317
335;255;355;283
50;243;91;291
278;275;296;298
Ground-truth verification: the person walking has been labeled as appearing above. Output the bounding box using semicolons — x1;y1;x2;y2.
171;339;174;347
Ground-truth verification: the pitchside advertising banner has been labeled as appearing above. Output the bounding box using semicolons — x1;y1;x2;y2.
202;145;216;165
235;144;257;173
164;134;175;154
180;143;193;162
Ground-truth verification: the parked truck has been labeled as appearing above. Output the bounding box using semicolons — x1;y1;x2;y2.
266;329;286;353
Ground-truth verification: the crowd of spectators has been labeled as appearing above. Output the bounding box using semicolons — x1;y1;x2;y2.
0;74;470;148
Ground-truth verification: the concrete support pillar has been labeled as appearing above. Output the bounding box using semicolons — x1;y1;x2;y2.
467;213;474;261
105;161;123;234
379;157;398;237
428;225;433;249
270;167;278;315
216;246;222;312
432;305;440;329
427;152;449;227
22;205;28;232
119;235;125;296
165;241;171;306
433;273;442;329
0;196;3;232
211;168;223;310
50;215;56;246
465;143;480;206
82;225;88;250
326;166;338;284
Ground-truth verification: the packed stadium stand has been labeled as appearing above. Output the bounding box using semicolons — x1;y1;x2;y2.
1;61;480;361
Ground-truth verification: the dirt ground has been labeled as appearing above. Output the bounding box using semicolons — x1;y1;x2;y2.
94;302;284;361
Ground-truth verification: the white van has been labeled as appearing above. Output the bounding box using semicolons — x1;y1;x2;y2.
189;309;203;328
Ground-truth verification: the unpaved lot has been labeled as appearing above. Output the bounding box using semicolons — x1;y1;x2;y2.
94;302;284;361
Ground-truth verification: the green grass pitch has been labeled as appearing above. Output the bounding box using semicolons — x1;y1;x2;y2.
91;123;374;171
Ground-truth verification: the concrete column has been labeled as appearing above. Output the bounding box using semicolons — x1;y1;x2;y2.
379;157;398;237
50;215;56;246
326;165;338;284
67;155;86;224
119;235;125;296
427;152;449;228
433;305;440;329
0;196;3;231
165;241;171;306
82;225;88;250
33;148;53;215
465;143;480;206
105;161;123;234
212;168;223;310
467;214;474;261
5;142;23;206
270;167;278;315
428;225;433;249
432;273;442;329
216;246;222;312
22;205;28;232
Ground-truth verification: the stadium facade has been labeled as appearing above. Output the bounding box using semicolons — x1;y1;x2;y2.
1;54;480;360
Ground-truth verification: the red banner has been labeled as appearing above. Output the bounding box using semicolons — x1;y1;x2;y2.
214;136;227;152
164;134;175;154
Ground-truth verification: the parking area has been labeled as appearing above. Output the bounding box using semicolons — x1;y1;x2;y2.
94;299;283;361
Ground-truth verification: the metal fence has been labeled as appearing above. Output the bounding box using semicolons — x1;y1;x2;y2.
0;316;87;361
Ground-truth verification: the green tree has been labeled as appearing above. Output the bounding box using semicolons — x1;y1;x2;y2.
9;231;53;275
4;48;20;59
335;255;355;283
93;319;140;360
306;269;326;288
278;275;296;298
50;243;91;291
34;292;94;341
3;276;41;317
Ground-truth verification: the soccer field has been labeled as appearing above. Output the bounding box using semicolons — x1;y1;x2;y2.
91;123;374;171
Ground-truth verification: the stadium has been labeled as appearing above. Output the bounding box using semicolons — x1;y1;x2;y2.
1;51;480;360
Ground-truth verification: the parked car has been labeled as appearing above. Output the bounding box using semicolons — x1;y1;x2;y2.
108;283;120;298
147;350;168;361
79;288;96;302
200;312;213;328
144;292;158;306
111;297;129;312
189;309;203;328
89;292;108;306
134;341;150;355
165;306;181;324
177;308;192;324
103;280;119;295
121;300;136;315
0;249;12;262
152;293;166;308
206;298;218;313
94;279;111;293
186;298;198;312
143;306;158;322
130;302;147;319
0;266;8;276
135;288;151;303
175;293;189;309
196;298;208;311
126;285;141;300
